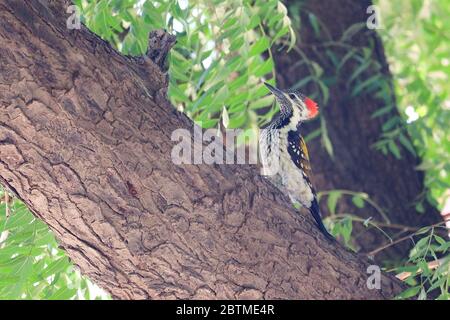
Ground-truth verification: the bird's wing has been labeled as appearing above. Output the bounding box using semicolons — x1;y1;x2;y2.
287;132;334;240
287;131;313;177
299;136;312;172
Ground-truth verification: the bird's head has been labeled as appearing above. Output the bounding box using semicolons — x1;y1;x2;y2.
264;82;319;121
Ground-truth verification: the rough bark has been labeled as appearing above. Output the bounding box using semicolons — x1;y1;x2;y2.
0;0;404;299
273;0;442;260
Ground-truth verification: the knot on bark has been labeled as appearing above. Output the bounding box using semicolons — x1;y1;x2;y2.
146;29;176;72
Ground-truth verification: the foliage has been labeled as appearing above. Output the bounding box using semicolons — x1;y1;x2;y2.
75;0;295;130
395;226;450;300
376;0;450;299
376;0;450;209
278;1;414;161
319;189;450;300
318;190;390;249
0;187;109;299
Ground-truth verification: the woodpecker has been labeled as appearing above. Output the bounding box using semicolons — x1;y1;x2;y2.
259;82;335;241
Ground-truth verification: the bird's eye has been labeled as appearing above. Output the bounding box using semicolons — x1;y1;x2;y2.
289;93;296;100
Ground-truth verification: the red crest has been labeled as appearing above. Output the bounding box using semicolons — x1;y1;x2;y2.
305;98;319;118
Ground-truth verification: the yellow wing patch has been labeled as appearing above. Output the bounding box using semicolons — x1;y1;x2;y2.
287;131;313;176
300;137;310;161
299;136;312;173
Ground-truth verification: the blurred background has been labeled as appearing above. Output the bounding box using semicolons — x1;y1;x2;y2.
0;0;449;299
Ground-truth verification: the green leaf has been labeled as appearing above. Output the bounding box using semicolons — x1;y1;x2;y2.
318;81;329;104
0;275;20;286
341;22;367;41
248;14;261;30
388;140;402;159
4;210;34;230
351;196;365;208
48;287;78;300
40;258;70;279
327;191;342;215
249;37;270;57
351;74;382;97
399;134;416;155
254;59;274;77
249;95;274;110
348;59;372;84
228;113;248;129
321;118;333;157
415;202;425;213
397;286;421;299
308;13;320;36
382;116;401;131
371;105;394;118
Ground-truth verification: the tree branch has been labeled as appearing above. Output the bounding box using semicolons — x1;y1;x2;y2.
0;0;405;299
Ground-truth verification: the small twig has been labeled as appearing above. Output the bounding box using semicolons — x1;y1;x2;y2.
395;256;449;281
368;233;415;257
367;221;446;257
331;214;416;232
320;189;391;224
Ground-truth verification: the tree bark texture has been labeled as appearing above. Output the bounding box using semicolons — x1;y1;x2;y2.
273;0;442;260
0;0;404;299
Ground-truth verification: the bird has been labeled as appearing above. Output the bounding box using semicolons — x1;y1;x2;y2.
259;82;335;241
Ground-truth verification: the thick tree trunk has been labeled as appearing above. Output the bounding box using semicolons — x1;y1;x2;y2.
274;0;442;260
0;0;404;299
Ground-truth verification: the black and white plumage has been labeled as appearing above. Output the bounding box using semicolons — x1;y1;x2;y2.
259;82;334;241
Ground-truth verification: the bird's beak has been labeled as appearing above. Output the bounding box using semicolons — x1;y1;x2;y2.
264;82;285;99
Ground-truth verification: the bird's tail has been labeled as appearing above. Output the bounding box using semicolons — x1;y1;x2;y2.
309;198;335;241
